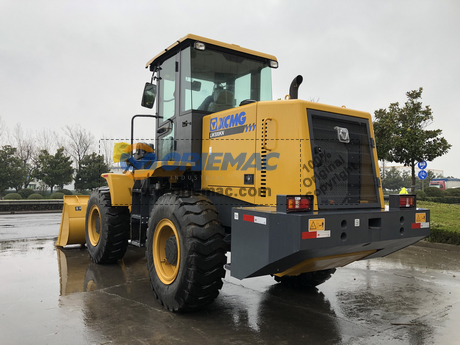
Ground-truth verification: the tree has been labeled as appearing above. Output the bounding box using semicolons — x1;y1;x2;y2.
74;153;110;191
380;167;404;191
35;128;60;154
0;146;26;198
373;88;451;192
63;124;95;170
0;116;8;146
12;124;36;188
100;137;115;169
34;147;74;194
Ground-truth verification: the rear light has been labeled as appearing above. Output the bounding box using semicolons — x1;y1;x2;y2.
286;195;313;212
389;194;417;210
400;196;415;208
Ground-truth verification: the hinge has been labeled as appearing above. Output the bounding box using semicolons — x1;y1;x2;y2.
370;138;375;148
175;61;179;72
376;178;381;187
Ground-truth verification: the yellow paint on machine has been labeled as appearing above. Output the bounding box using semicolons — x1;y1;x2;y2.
274;250;377;277
145;34;277;69
55;195;89;246
201;103;258;204
201;99;384;208
102;173;134;207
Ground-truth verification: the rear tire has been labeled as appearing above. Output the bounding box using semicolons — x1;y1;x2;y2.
85;187;130;264
146;193;227;312
274;269;336;288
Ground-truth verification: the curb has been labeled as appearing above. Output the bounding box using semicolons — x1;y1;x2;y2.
413;240;460;252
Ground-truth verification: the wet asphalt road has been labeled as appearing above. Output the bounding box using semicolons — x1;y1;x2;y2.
1;214;460;344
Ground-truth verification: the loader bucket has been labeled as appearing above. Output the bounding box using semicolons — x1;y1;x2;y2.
55;195;90;247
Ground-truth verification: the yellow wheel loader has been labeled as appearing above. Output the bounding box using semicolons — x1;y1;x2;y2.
56;34;430;312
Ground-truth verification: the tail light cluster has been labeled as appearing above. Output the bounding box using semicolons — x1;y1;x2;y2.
276;195;314;213
399;196;415;208
285;195;314;213
389;194;416;210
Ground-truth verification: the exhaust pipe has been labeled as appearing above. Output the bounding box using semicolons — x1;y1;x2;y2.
289;75;303;99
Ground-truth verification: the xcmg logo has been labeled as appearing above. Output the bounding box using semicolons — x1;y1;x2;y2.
210;112;246;132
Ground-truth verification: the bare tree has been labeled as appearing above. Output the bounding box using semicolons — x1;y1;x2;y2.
12;124;36;188
0;116;9;146
36;128;60;154
99;136;115;171
63;124;95;169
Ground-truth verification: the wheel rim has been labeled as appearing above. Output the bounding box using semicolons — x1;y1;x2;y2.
153;219;181;285
88;204;101;246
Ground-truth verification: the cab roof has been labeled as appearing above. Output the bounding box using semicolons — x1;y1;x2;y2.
145;34;278;69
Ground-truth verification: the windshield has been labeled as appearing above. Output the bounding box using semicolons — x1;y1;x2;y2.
180;46;272;114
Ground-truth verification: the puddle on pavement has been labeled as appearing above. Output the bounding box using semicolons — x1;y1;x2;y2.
1;238;460;344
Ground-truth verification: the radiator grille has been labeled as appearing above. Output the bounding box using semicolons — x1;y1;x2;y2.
308;110;378;208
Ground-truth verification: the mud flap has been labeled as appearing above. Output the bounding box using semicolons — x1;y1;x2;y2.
55;195;90;247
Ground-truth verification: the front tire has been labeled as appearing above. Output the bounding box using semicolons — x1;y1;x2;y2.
146;193;227;312
85;187;130;264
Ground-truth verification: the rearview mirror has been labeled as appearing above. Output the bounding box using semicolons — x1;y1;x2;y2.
141;82;156;108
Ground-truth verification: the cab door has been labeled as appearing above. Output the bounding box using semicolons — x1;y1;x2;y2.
156;54;178;160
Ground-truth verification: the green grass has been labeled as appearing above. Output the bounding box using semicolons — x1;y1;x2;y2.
418;201;460;245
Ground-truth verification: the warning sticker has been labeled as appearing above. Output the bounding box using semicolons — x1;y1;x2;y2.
309;218;325;231
416;213;426;223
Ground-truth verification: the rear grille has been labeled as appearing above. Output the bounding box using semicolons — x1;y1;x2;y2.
308;110;378;208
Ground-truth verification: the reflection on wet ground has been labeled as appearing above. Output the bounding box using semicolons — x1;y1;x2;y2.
1;238;460;344
0;213;61;241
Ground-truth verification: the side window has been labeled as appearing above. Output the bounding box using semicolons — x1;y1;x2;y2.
181;47;192;113
234;73;251;106
159;58;176;121
157;123;174;160
158;56;176;160
260;66;272;101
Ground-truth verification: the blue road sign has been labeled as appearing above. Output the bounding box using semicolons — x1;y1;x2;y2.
418;161;428;170
418;170;428;180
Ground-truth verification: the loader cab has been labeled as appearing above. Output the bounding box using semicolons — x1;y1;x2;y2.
142;34;278;161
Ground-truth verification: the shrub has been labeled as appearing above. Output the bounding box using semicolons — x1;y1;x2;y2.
446;188;460;197
426;225;460;245
56;188;73;195
425;187;445;197
4;193;22;200
50;192;65;199
414;190;427;201
28;193;44;199
441;196;460;204
76;190;91;196
425;196;460;204
17;188;36;199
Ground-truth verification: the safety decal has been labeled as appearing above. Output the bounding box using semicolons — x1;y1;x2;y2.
243;214;266;225
309;218;325;231
302;230;331;239
415;213;426;223
412;222;429;229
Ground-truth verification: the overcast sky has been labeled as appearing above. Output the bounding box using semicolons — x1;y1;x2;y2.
1;0;458;176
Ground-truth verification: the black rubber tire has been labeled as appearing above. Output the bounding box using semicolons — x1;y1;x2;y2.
274;268;336;289
146;193;227;312
85;187;130;264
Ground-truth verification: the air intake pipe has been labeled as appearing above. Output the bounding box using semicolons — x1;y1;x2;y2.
289;75;303;100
